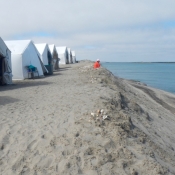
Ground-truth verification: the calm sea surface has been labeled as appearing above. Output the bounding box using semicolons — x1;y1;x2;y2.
102;62;175;94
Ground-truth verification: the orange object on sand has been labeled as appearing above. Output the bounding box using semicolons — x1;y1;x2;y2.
94;61;100;69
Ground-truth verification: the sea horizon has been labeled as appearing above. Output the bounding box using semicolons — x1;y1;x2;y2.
102;61;175;63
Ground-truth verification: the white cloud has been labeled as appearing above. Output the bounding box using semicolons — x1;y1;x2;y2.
0;0;175;61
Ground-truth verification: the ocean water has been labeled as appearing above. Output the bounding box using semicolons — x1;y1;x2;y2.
102;62;175;94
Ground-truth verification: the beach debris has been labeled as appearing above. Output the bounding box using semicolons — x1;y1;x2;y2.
100;109;104;113
97;109;101;114
103;115;110;120
96;117;100;121
91;112;95;117
90;109;110;122
88;76;98;84
79;65;92;72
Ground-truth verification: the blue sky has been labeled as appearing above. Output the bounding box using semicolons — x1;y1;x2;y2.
0;0;175;62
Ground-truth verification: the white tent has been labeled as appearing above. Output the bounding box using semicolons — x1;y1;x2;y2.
49;44;59;70
71;51;76;64
67;48;73;64
0;37;12;84
56;46;69;64
5;40;44;80
35;43;52;66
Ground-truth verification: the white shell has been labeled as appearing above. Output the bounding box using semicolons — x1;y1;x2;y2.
103;115;109;120
91;113;95;117
100;109;104;113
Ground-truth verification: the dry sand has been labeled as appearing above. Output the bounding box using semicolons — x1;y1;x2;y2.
0;61;175;175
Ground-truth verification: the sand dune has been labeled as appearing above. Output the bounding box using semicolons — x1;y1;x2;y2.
0;61;175;175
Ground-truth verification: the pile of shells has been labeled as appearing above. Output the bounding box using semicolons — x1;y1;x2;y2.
91;109;110;121
89;76;97;84
79;65;92;72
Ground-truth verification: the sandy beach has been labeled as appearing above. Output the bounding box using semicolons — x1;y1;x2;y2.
0;61;175;175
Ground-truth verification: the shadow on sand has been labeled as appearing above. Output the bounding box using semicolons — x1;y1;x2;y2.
42;72;63;79
0;67;69;91
57;67;72;72
0;96;20;106
0;80;53;92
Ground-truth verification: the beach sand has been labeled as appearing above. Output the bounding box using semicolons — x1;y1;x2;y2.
0;61;175;175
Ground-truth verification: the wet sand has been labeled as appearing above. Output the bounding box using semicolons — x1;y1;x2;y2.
0;61;175;175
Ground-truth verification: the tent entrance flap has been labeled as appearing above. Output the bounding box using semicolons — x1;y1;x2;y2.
52;50;59;70
0;55;5;85
47;51;52;65
0;55;12;85
37;55;48;74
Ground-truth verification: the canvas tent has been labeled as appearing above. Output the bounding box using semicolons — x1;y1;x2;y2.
67;48;73;64
0;37;12;85
35;43;52;65
56;46;69;64
71;51;76;64
49;44;59;70
35;43;53;75
5;40;44;80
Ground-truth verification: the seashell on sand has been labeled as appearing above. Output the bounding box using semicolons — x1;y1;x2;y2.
91;113;95;117
103;115;109;120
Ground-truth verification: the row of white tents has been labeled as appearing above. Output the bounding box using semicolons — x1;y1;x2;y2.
0;37;77;84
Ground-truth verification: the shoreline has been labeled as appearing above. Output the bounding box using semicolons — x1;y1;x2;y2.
102;62;175;95
0;61;175;174
99;62;175;114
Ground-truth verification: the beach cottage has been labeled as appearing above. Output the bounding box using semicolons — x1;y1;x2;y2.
0;37;12;84
56;46;69;64
49;44;59;71
71;51;76;64
5;40;45;80
35;43;53;75
67;48;73;64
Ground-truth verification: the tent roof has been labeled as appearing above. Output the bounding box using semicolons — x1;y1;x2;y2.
67;48;71;54
35;43;49;55
56;46;67;54
4;40;31;54
49;44;57;54
71;51;76;56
